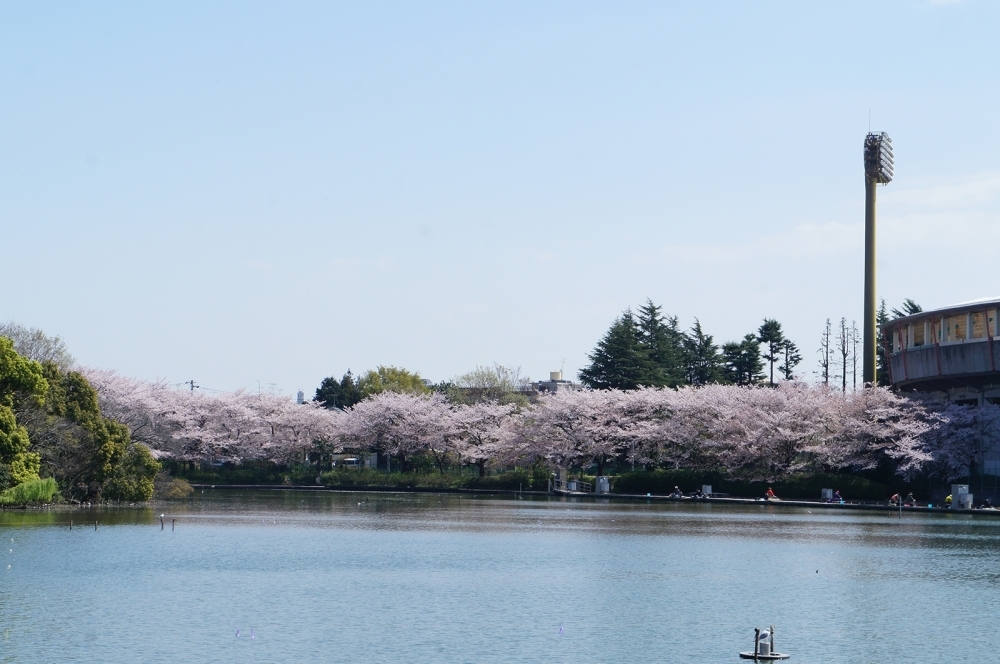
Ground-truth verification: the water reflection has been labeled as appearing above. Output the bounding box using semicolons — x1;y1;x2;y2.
2;490;1000;663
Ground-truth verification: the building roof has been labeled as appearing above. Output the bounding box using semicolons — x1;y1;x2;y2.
886;297;1000;328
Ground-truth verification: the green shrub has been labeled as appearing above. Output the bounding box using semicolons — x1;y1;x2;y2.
159;478;194;500
162;460;287;485
0;477;59;505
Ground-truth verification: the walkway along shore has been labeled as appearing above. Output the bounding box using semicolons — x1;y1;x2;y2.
188;484;1000;517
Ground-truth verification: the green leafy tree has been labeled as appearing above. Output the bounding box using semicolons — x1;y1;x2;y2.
722;334;765;386
757;319;786;386
636;299;686;387
0;337;48;488
357;366;430;398
18;362;158;501
315;370;363;409
1;330;158;501
682;319;723;386
579;310;652;390
102;443;160;501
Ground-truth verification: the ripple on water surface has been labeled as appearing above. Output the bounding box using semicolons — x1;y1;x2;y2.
2;490;999;663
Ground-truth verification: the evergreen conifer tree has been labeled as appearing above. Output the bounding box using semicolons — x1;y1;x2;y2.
579;310;652;390
757;319;786;386
778;339;802;381
635;299;686;387
722;334;765;386
682;319;723;385
876;300;891;386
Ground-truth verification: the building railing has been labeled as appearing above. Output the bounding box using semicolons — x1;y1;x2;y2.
552;478;592;493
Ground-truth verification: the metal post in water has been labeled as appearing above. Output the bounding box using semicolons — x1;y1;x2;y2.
172;519;176;531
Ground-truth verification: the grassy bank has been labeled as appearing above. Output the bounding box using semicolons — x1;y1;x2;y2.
612;470;889;500
0;478;60;506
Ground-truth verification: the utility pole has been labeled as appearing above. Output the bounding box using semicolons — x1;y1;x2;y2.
185;379;199;392
863;132;893;385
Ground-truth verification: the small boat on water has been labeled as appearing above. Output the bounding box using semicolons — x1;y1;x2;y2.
739;626;790;660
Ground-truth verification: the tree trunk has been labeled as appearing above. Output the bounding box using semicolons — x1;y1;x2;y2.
477;460;486;478
596;455;605;477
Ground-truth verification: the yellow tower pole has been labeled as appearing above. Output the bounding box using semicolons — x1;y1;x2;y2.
862;132;892;386
863;174;877;385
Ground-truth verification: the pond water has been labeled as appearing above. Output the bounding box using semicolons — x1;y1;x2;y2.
2;490;999;663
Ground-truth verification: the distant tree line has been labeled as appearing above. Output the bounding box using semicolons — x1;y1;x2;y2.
578;300;801;390
314;363;532;410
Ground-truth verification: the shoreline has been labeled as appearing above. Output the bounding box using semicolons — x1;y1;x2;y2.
186;483;1000;517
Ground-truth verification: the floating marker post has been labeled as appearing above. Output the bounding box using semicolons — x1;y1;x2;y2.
740;625;791;660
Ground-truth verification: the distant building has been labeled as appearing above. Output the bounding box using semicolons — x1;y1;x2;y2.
882;297;1000;405
296;390;305;404
883;297;1000;491
532;371;581;396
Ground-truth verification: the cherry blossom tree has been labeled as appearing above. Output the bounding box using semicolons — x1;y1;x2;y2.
337;391;450;471
86;367;969;485
920;400;1000;482
84;369;344;464
451;401;520;476
821;386;935;478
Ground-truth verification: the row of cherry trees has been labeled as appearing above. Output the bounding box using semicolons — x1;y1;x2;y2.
84;369;342;464
85;369;1000;482
336;385;1000;481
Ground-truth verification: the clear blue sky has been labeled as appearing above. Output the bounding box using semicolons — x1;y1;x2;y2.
2;1;999;394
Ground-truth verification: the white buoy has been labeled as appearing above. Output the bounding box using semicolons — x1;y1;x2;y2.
739;625;790;660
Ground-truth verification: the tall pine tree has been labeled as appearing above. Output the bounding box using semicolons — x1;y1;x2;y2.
579;310;652;390
757;319;786;386
778;339;802;380
635;299;686;387
682;319;723;386
722;334;765;386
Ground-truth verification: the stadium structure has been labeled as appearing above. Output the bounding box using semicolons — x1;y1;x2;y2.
883;297;1000;405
